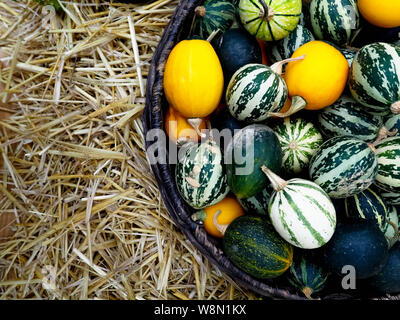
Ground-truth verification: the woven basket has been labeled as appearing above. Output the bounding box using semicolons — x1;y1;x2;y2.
142;0;398;300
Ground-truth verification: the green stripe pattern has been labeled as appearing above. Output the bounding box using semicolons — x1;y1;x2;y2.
226;64;288;122
238;0;302;42
317;95;383;142
385;205;399;248
309;136;378;198
310;0;360;46
349;42;400;116
273;117;323;174
193;0;236;39
344;188;388;231
238;184;273;215
268;178;336;249
374;136;400;193
175;140;229;209
380;190;400;206
384;114;400;136
341;48;356;67
268;24;315;63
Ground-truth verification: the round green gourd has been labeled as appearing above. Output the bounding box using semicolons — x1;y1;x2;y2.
344;188;388;232
374;136;400;193
265;168;336;249
238;0;302;42
317;95;384;142
322;219;389;279
226;64;288;123
175;140;229;209
192;0;236;39
225;124;282;199
349;42;400;116
310;0;360;46
223;215;293;279
309;136;378;198
368;242;400;294
268;24;315;64
288;257;329;300
237;184;273;215
273;117;323;175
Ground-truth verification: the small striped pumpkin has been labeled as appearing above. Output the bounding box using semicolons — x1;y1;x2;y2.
374;136;400;193
264;167;337;249
310;0;360;46
309;136;378;198
237;184;273;215
226;64;287;122
344;188;388;231
193;0;236;39
175;140;229;209
273;117;323;175
268;24;315;64
317;95;384;142
238;0;302;42
349;42;400;116
384;114;400;136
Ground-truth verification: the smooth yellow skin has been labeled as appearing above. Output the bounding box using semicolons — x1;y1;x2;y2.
285;41;349;110
203;196;244;238
358;0;400;28
163;40;224;118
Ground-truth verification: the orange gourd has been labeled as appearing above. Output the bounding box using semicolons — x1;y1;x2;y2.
192;196;245;238
163;40;224;118
165;106;206;144
358;0;400;28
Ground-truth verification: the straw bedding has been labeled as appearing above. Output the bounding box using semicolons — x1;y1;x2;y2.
0;0;257;300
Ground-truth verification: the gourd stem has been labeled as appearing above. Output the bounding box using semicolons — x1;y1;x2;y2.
206;119;214;143
191;209;207;224
370;126;398;149
176;137;192;148
270;55;306;76
391;101;400;114
195;6;206;17
206;29;221;43
258;0;274;21
267;95;307;118
261;165;287;191
387;220;400;245
302;287;315;300
188;118;206;138
212;210;229;235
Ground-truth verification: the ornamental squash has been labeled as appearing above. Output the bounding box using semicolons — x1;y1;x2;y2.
310;0;360;46
237;184;273;215
164;40;224;118
349;42;400;116
192;0;236;39
279;41;349;117
384;114;400;137
264;167;336;249
357;0;400;29
238;0;302;42
165;106;207;144
384;205;399;248
222;215;293;279
191;195;244;238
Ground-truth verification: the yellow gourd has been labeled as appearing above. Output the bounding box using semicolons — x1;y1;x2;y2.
163;40;224;119
277;41;348;116
165;106;206;144
192;196;244;238
358;0;400;28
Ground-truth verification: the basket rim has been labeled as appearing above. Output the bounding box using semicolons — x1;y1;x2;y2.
141;0;399;300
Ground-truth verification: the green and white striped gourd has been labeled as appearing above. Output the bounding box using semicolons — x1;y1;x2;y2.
237;184;273;215
310;0;360;46
264;167;336;249
374;136;400;193
193;0;236;39
344;188;388;231
226;64;287;122
384;114;400;136
175;140;229;209
317;95;384;142
385;205;399;248
273;117;323;175
380;191;400;206
309;136;378;198
238;0;302;42
268;24;315;64
349;42;400;116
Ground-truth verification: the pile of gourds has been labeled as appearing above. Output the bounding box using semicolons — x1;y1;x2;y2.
163;0;400;299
